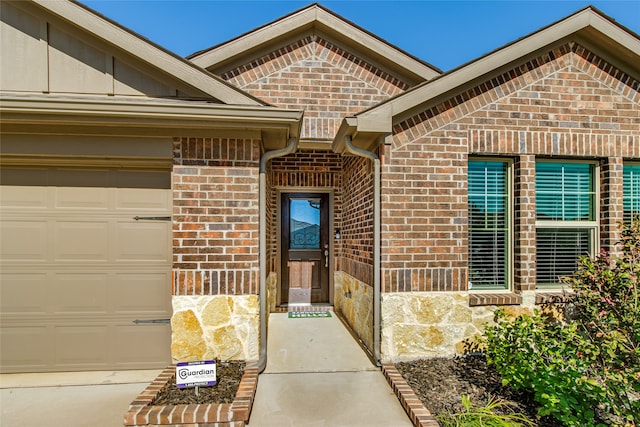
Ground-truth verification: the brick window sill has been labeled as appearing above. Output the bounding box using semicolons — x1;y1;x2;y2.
469;293;522;306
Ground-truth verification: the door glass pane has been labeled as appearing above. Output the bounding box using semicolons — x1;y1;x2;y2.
290;198;320;249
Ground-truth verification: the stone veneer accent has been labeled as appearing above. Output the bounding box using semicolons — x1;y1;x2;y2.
334;271;373;353
171;296;259;363
123;364;258;427
381;292;539;360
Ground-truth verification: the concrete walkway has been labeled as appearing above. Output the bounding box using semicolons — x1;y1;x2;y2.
0;312;412;427
0;370;160;427
247;312;412;427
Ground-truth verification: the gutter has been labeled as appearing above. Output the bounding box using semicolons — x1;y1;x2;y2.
342;135;382;366
257;137;299;373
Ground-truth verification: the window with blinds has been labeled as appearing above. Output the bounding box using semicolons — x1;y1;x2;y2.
468;160;510;290
624;164;640;224
535;162;596;287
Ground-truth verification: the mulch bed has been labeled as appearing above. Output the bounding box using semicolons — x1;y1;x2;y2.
153;360;245;405
151;356;564;425
395;355;563;426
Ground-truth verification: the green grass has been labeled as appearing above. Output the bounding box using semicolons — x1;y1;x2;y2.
437;395;535;427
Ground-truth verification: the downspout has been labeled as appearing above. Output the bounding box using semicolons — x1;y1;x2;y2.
343;136;381;366
257;137;299;373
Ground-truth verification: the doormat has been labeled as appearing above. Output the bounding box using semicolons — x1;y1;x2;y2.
288;311;332;318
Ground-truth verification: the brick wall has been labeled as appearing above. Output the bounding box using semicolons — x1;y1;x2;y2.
381;137;468;293
384;42;640;294
221;36;410;141
513;155;537;292
601;157;624;255
341;155;374;285
172;137;261;296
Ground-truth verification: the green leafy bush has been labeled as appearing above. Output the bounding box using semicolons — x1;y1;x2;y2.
483;219;640;426
437;395;534;427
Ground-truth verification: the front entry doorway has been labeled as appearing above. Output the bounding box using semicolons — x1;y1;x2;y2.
281;193;329;304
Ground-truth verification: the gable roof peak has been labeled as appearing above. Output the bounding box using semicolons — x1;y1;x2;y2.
334;5;640;152
189;2;441;84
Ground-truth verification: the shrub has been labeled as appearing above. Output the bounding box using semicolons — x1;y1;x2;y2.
483;219;640;426
437;395;534;427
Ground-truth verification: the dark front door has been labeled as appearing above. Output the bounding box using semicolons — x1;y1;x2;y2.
281;193;329;304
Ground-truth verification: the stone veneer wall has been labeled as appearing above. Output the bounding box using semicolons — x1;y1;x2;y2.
380;292;537;361
334;271;373;352
171;295;259;362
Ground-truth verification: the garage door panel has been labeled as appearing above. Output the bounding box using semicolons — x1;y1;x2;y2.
0;326;51;370
0;220;48;261
56;325;109;368
0;273;49;315
113;272;171;314
116;187;171;211
54;221;109;261
115;221;171;262
0;185;49;208
52;273;109;314
113;324;171;366
55;186;110;210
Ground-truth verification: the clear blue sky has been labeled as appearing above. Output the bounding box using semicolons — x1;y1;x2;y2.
80;0;639;71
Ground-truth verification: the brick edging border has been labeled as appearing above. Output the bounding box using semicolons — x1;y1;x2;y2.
124;363;259;427
382;363;441;427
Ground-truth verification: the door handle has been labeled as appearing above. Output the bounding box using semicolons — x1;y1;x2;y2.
324;249;329;267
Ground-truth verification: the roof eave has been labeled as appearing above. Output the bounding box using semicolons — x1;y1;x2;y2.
355;7;640;132
332;114;390;154
0;94;303;145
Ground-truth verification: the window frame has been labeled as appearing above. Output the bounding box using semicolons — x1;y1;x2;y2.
467;157;513;293
535;159;599;288
623;162;640;225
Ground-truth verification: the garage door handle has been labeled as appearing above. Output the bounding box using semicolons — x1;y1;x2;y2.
133;318;170;324
134;216;172;221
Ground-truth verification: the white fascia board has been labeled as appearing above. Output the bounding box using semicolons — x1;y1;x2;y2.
31;0;262;106
357;8;640;131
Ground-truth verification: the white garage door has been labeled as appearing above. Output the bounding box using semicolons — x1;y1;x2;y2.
0;168;172;373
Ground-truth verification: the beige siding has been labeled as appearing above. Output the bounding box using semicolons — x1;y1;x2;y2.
0;2;48;92
1;1;177;97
